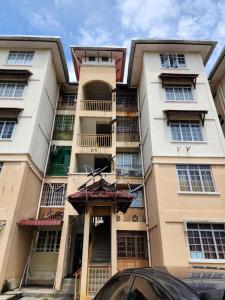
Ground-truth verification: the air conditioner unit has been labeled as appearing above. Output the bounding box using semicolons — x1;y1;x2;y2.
132;215;139;222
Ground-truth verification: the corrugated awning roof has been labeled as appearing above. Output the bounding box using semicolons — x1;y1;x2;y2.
0;69;32;83
18;219;62;227
163;109;208;126
159;73;199;88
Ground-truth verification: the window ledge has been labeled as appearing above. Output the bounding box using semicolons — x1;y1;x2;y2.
160;67;189;71
3;64;32;67
190;259;225;263
170;141;207;144
0;138;13;141
178;191;220;196
0;97;23;100
164;100;197;103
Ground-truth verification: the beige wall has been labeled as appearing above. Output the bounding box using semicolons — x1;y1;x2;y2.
0;160;41;290
146;160;225;268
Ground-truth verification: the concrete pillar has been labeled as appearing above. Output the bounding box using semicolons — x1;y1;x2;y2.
111;208;117;275
80;208;90;299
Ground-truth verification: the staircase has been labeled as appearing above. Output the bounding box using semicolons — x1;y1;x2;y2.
91;223;111;263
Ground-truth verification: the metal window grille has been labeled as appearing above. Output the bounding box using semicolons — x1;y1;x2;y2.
117;231;147;258
0;82;25;97
171;121;203;141
177;165;215;192
165;86;193;101
116;117;139;133
0;120;15;139
54;115;74;132
40;183;67;206
187;223;225;260
160;53;186;68
0;162;3;173
7;51;34;65
116;153;142;177
61;94;77;106
35;230;61;252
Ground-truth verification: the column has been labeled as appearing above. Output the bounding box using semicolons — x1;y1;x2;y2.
111;208;117;275
80;208;90;299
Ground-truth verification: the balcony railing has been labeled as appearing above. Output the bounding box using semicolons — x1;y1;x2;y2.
78;134;112;147
57;101;76;110
117;259;149;271
116;102;138;112
40;184;67;207
117;132;139;142
80;100;112;111
116;165;142;177
117;209;145;222
46;164;68;176
52;130;73;140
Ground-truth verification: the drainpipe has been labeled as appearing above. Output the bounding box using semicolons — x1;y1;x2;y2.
137;88;152;266
35;84;61;218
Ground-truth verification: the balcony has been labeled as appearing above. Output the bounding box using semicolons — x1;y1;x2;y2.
80;100;112;112
46;146;71;176
116;133;139;142
53;115;74;140
116;165;142;177
78;134;112;148
116;117;139;142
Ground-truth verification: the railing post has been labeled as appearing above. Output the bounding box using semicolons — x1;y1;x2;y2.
80;208;90;299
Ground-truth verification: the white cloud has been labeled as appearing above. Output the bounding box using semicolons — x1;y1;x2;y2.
29;11;61;32
54;0;72;8
78;27;111;46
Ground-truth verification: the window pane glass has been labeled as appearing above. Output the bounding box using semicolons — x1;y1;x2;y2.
4;83;16;97
14;84;25;97
7;52;17;64
16;52;25;64
180;123;192;141
1;121;15;139
171;123;181;141
0;84;6;97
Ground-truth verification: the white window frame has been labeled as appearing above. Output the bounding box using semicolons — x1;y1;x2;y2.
164;85;194;102
176;165;216;193
0;82;25;98
35;230;61;252
160;53;186;68
7;51;34;65
185;222;225;261
0;120;16;140
170;121;203;142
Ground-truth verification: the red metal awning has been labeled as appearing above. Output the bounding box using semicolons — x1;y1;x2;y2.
18;219;62;227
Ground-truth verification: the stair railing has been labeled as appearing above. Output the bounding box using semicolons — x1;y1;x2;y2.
74;268;82;300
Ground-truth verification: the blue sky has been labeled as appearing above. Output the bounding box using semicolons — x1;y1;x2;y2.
1;0;225;81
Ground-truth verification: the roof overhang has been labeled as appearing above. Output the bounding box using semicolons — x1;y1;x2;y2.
71;46;126;82
128;39;217;86
209;46;225;93
0;107;23;121
0;35;69;83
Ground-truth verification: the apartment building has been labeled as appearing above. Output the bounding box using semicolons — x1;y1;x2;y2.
0;36;225;300
128;40;225;270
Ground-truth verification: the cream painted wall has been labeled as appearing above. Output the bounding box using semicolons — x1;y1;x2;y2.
0;49;59;172
140;52;225;172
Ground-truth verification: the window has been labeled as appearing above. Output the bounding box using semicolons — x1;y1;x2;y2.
7;51;34;65
36;230;61;252
41;183;67;206
88;56;96;61
54;115;74;132
116;153;142;177
171;121;203;141
130;190;143;208
160;53;186;68
0;120;15;139
0;82;25;97
165;86;193;101
102;57;109;62
128;276;170;300
0;162;3;173
187;223;225;260
117;231;147;258
177;165;215;192
61;94;76;106
117;117;139;134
